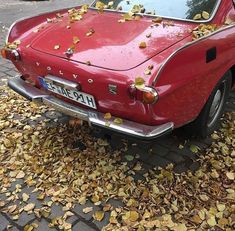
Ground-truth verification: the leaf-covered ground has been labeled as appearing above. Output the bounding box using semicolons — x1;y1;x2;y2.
0;85;234;231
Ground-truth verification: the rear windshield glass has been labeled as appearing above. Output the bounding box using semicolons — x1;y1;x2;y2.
91;0;219;21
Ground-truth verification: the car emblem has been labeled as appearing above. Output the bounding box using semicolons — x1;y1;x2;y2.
88;79;94;84
108;84;117;95
47;66;52;71
36;62;40;66
73;74;78;79
59;70;64;75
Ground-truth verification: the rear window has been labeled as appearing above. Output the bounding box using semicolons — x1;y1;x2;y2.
91;0;219;21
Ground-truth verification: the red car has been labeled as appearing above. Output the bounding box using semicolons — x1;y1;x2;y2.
1;0;235;139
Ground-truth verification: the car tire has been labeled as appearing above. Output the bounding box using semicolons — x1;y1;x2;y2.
187;71;232;138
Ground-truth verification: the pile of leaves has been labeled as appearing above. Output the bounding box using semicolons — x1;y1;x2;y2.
0;84;234;231
192;24;218;40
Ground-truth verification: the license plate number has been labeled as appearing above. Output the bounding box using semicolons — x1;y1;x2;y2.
40;78;97;109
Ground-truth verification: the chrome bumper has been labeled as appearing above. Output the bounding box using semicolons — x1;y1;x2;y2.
8;76;174;139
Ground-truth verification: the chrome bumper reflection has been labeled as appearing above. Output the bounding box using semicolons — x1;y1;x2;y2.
8;76;174;139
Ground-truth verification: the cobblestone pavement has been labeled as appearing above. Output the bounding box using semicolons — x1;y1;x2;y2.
0;1;235;230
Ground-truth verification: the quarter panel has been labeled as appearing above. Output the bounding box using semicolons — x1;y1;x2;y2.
153;25;235;127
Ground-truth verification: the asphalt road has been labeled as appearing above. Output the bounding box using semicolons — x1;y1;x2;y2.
0;0;92;28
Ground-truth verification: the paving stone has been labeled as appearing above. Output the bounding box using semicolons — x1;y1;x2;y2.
92;211;110;230
8;179;25;192
19;187;47;209
147;154;172;168
48;204;65;219
73;221;97;231
66;213;80;225
0;213;10;230
0;191;8;201
173;163;190;174
13;211;36;227
0;66;10;72
5;70;18;77
45;111;63;119
32;219;57;231
151;144;171;158
57;115;70;124
0;72;7;78
105;198;124;209
11;227;20;231
72;201;100;221
189;161;201;172
174;148;198;161
166;151;185;164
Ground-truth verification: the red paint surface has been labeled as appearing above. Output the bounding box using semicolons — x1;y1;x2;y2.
8;0;235;127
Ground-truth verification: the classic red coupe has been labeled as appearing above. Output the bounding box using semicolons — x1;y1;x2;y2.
1;0;235;139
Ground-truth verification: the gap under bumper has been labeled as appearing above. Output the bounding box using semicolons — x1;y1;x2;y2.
8;76;174;139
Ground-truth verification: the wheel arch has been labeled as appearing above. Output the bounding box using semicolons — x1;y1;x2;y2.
230;64;235;88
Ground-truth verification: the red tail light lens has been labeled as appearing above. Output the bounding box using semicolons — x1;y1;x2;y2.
143;90;158;104
0;48;20;61
1;48;7;59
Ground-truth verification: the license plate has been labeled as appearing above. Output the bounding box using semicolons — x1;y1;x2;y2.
39;78;97;109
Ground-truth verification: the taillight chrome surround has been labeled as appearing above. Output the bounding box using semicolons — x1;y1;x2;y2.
11;49;21;61
129;84;159;104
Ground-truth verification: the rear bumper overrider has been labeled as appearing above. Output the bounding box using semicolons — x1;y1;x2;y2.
8;76;174;139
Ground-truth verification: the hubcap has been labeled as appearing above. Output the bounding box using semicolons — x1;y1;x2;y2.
207;83;225;127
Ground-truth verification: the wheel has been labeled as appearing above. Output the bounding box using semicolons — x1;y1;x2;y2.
186;71;232;138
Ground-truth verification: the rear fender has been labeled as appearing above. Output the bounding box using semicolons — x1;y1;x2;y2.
6;6;81;44
152;24;235;127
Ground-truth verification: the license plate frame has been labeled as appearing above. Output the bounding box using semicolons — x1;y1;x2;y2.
39;77;97;109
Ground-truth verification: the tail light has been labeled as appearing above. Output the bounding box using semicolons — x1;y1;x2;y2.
0;48;20;61
129;84;158;104
1;48;7;59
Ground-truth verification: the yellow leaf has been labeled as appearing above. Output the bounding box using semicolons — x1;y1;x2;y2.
139;41;147;49
216;203;225;212
202;11;210;20
135;77;145;89
193;14;202;20
152;17;163;23
86;28;95;37
37;193;45;200
207;216;217;227
199;194;209;202
23;224;34;231
54;45;60;50
73;36;80;44
91;194;100;203
82;207;93;214
24;203;35;212
22;193;29;202
16;171;25;179
172;223;187;231
226;172;234;180
93;211;104;221
113;118;123;125
104;113;112;120
78;196;86;205
122;211;139;223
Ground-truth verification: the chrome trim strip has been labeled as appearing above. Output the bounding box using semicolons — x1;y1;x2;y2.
45;75;79;88
8;76;174;139
152;24;235;85
89;0;221;24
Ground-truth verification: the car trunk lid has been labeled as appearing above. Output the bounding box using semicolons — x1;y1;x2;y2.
31;10;193;71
